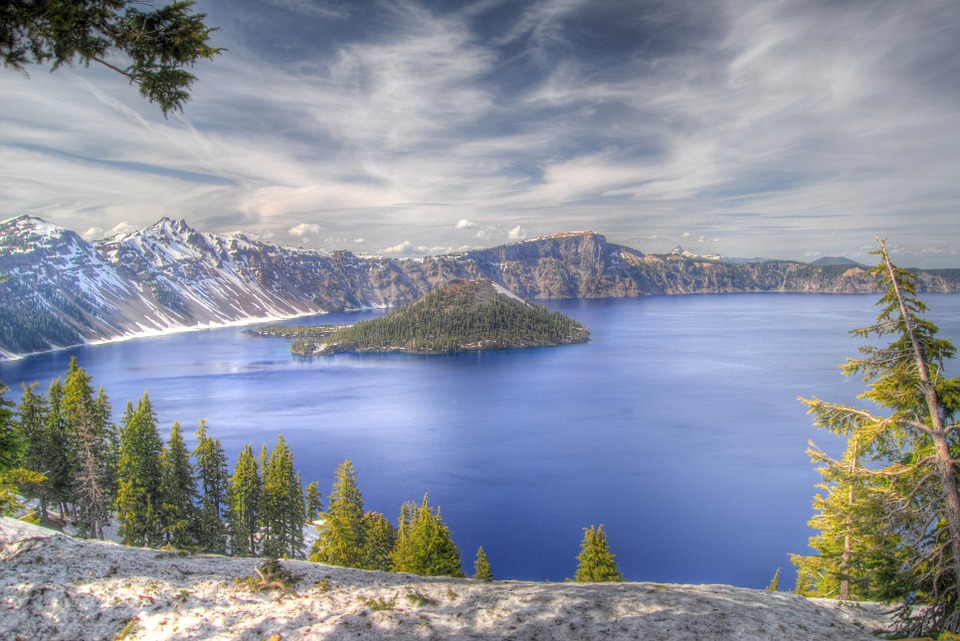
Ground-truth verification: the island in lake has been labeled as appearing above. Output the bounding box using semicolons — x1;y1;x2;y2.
284;278;590;355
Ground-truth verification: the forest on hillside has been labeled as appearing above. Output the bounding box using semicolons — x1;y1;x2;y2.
291;279;589;355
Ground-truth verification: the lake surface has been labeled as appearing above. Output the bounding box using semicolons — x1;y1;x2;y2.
3;293;960;588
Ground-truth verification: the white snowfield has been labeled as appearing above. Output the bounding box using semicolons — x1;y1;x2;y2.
0;518;889;641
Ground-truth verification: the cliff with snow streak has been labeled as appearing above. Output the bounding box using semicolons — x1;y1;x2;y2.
1;215;958;359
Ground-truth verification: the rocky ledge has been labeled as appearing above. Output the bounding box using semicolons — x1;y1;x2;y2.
0;518;890;641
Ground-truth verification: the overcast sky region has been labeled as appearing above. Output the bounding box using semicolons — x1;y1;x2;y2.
3;0;960;266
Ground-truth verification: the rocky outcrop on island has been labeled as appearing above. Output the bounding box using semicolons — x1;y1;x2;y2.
1;214;958;359
0;518;890;641
292;279;589;355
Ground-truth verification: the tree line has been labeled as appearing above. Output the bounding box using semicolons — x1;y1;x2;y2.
0;365;623;583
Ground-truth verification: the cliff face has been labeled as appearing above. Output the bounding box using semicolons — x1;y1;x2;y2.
1;215;957;358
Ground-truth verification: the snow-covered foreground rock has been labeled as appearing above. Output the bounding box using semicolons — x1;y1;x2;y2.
0;518;890;641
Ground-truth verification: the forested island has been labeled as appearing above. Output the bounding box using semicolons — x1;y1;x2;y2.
288;279;590;356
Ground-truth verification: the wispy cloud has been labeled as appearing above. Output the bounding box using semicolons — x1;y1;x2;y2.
1;0;958;265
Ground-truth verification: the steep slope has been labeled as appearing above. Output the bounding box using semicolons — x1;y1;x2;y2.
0;518;890;641
2;216;958;359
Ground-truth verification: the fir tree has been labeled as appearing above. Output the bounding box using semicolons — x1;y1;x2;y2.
94;386;119;502
227;443;261;557
798;240;960;635
44;379;73;520
0;381;25;515
305;480;322;522
474;546;493;582
362;511;397;571
14;383;51;518
310;459;366;568
194;420;228;554
390;495;463;577
258;435;305;559
574;525;624;582
159;421;198;548
116;394;164;546
62;358;111;539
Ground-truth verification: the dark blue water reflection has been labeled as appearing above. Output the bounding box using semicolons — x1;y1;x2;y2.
3;294;959;588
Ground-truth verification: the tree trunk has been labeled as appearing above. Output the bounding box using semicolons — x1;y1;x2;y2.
881;243;960;596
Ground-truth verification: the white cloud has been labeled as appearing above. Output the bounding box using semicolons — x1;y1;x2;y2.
383;240;413;254
3;1;960;266
289;223;321;237
508;225;527;241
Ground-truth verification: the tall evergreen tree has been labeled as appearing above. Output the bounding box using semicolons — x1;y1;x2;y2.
194;420;228;554
116;394;164;547
258;435;305;559
94;386;119;502
227;443;261;558
62;358;111;539
0;381;25;515
390;495;463;577
159;421;198;548
44;379;73;520
474;546;494;582
799;240;960;636
574;524;624;582
14;383;51;518
362;511;397;572
310;459;366;568
305;480;322;522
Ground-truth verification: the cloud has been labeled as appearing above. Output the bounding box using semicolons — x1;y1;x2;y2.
508;225;527;241
2;1;960;266
383;240;414;255
289;223;321;237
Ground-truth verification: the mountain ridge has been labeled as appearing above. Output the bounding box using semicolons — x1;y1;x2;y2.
2;215;958;359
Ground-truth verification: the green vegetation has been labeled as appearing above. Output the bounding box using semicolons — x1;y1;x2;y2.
474;546;494;582
1;0;222;115
574;524;624;583
249;325;346;339
793;240;960;637
290;279;589;355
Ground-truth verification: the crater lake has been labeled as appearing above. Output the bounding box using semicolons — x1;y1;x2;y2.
3;293;959;588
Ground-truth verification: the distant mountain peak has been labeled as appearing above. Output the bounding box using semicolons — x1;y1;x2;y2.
808;256;865;267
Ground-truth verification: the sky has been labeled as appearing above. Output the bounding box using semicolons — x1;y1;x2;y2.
2;0;960;266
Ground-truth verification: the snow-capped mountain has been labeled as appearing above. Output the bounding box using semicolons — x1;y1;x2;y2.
2;215;958;359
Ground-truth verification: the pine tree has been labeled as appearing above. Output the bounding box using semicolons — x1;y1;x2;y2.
62;358;111;539
116;394;164;546
194;420;228;554
258;435;305;559
310;459;366;568
227;443;261;557
14;383;51;518
305;481;322;521
362;511;396;571
474;546;493;581
799;240;960;636
574;524;624;582
159;421;198;548
390;495;463;577
44;379;73;520
389;500;416;573
94;386;119;502
0;381;25;515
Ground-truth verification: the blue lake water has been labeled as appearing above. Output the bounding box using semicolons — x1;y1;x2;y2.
2;293;959;588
